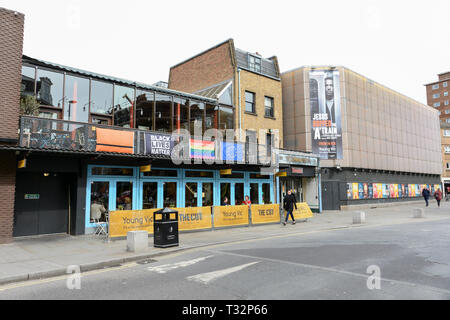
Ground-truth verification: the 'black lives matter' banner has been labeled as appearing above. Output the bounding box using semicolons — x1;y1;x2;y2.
310;69;343;159
144;133;174;156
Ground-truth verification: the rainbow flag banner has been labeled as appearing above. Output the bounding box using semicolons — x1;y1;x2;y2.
190;139;215;160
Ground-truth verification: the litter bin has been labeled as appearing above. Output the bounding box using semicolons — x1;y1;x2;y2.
153;208;179;248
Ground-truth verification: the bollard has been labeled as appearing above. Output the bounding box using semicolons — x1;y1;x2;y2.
413;208;424;218
353;211;365;224
127;230;149;252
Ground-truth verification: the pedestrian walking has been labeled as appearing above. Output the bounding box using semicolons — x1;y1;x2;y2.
434;188;443;208
283;190;298;225
422;187;430;207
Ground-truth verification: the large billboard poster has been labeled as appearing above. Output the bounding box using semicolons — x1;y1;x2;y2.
310;69;343;159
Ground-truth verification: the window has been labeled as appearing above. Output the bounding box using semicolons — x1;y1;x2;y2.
266;133;273;157
21;65;35;97
248;55;261;73
433;93;440;99
434;102;441;107
235;183;244;205
262;183;271;204
202;183;213;207
190;101;205;136
186;171;214;178
445;110;450;114
445;92;449;97
143;169;177;177
64;75;89;123
90;80;113;115
250;173;271;179
220;172;244;179
445;100;449;106
432;84;439;90
113;85;134;128
444;82;448;88
446;118;450;124
445;146;450;154
447;163;450;170
218;106;233;130
205;104;218;131
245;91;255;113
173;97;189;132
220;183;231;205
250;183;259;204
135;90;154;131
90;181;109;222
142;182;158;209
92;167;133;176
36;68;64;108
264;96;274;118
155;94;172;133
163;182;177;208
116;182;133;210
185;182;198;207
444;130;450;137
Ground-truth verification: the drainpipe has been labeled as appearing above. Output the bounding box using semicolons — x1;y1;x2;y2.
238;68;242;141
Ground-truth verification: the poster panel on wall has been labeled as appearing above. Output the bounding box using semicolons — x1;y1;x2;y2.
415;185;421;197
368;183;373;199
352;183;359;200
394;184;399;198
347;183;353;199
310;69;343;160
383;184;390;198
398;184;402;198
373;183;378;199
358;183;364;199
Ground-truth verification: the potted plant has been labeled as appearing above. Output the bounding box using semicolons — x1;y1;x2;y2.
19;95;40;116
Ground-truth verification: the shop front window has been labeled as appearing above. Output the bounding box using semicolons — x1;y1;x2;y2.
90;181;109;222
221;183;231;206
116;182;133;210
36;68;64;108
235;183;244;205
163;182;177;208
143;182;158;209
64;74;90;123
250;183;259;204
114;85;134;128
262;183;271;204
202;183;213;207
185;182;198;207
155;94;172;133
136;90;154;131
90;80;113;115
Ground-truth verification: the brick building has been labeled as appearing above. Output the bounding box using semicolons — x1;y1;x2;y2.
440;122;450;195
425;72;450;122
169;39;321;211
0;8;24;243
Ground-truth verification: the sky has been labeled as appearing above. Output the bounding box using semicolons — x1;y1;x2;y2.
2;0;449;104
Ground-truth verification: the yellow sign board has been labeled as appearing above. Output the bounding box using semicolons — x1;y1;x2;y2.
220;169;232;175
275;171;287;177
18;159;26;169
178;207;212;231
291;202;314;220
213;205;249;228
251;204;280;224
109;209;159;238
140;164;151;172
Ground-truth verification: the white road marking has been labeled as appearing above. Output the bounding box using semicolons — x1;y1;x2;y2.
147;255;214;274
186;261;259;285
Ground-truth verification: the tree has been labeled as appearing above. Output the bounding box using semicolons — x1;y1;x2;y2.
19;95;40;116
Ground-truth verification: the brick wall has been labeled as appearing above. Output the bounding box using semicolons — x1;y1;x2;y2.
0;151;16;244
168;40;235;93
0;7;24;142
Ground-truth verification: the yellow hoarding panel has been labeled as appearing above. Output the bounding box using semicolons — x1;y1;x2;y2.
213;205;249;228
251;204;280;224
140;164;151;172
109;209;159;238
292;202;314;220
177;207;212;231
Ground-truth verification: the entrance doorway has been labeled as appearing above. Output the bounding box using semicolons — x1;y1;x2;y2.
14;172;76;237
280;178;303;203
321;181;340;210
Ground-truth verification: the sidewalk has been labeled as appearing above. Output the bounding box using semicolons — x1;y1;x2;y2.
1;201;449;285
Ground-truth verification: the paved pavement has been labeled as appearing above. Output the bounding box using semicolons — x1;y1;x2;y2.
1;200;449;286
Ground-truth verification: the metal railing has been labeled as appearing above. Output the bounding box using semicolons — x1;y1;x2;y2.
18;115;275;165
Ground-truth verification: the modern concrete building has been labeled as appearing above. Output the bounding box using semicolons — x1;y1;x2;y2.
425;72;450;123
282;66;442;210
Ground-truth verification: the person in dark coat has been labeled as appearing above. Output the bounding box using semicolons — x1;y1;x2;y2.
434;188;443;208
283;190;298;225
422;187;430;207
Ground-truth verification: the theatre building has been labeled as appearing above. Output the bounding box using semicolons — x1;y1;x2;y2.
1;7;307;242
281;66;442;210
